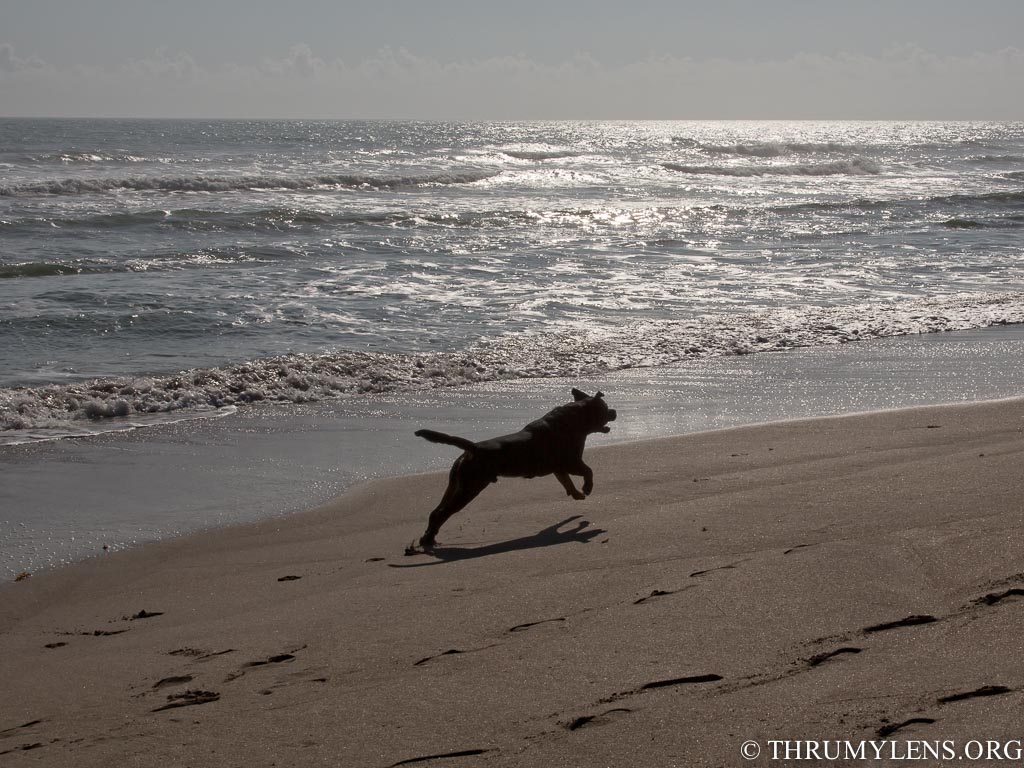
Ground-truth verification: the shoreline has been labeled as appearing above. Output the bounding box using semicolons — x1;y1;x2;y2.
3;323;1024;579
2;396;1023;766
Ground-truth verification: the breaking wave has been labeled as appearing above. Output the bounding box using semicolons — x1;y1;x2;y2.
25;151;169;165
939;216;1024;230
663;158;881;177
774;188;1024;216
936;190;1024;206
699;142;852;157
0;261;131;279
500;149;581;161
0;169;502;197
0;205;549;239
970;155;1024;164
942;218;985;229
3;292;1022;439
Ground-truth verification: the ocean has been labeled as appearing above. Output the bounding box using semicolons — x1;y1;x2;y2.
2;118;1024;444
2;119;1024;575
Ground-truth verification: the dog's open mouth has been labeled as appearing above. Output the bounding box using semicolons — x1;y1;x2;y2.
599;409;617;433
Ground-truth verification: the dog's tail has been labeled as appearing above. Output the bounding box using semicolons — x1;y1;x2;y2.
415;429;477;453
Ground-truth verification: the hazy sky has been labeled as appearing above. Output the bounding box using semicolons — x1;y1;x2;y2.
2;0;1023;119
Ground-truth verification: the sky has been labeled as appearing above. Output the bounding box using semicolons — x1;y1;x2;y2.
1;0;1023;119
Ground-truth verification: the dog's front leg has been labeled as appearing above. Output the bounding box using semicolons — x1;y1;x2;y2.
555;472;586;500
565;461;594;496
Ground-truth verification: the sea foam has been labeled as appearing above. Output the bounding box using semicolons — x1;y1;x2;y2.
3;292;1022;441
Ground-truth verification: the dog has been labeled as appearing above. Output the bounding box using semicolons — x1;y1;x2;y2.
405;388;616;555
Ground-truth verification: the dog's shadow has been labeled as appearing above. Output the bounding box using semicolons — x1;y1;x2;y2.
388;515;605;568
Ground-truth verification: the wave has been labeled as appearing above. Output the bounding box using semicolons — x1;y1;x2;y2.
25;186;1005;239
699;142;852;158
941;218;985;229
1004;171;1024;181
0;261;131;279
663;158;881;177
941;216;1024;230
0;169;502;197
500;149;581;161
971;154;1024;165
0;247;269;280
776;188;1024;217
25;151;168;165
3;292;1023;437
934;190;1024;206
0;205;548;239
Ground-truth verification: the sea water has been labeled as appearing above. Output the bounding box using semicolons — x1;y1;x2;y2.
2;119;1023;442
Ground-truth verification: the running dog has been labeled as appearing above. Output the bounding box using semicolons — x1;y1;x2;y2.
406;388;616;554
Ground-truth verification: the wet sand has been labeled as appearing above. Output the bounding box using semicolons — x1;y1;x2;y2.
4;323;1024;579
3;397;1023;766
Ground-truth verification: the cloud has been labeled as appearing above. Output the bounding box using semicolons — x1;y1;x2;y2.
1;42;1023;118
123;48;201;80
0;42;48;74
256;43;325;78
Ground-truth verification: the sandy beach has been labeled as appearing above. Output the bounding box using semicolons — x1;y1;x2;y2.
3;397;1024;767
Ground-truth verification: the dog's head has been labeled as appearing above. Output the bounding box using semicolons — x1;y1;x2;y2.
571;388;617;434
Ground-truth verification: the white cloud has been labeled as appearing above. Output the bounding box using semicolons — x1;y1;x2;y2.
0;42;49;74
258;43;325;78
1;41;1022;119
123;48;201;80
0;43;18;73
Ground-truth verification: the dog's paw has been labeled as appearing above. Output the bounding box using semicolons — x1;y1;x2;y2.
569;490;586;500
405;539;433;556
582;483;594;496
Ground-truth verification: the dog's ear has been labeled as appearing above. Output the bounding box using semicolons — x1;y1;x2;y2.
571;388;588;401
595;391;604;399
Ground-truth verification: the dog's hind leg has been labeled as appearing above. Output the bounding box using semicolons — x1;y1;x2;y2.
408;456;491;554
555;472;586;500
419;477;490;549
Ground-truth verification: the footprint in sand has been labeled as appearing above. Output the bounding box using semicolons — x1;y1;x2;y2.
153;675;194;690
78;629;128;637
168;647;235;662
388;748;494;766
639;674;723;690
0;719;44;736
876;717;936;739
0;720;49;756
0;742;46;756
633;586;698;605
806;647;862;667
125;609;163;621
508;618;565;632
690;560;748;578
974;588;1024;607
564;707;633;731
938;685;1012;704
151;689;220;712
224;649;303;681
414;645;500;667
862;615;937;634
244;653;297;667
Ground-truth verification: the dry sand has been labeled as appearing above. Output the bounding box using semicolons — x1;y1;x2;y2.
2;398;1023;767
